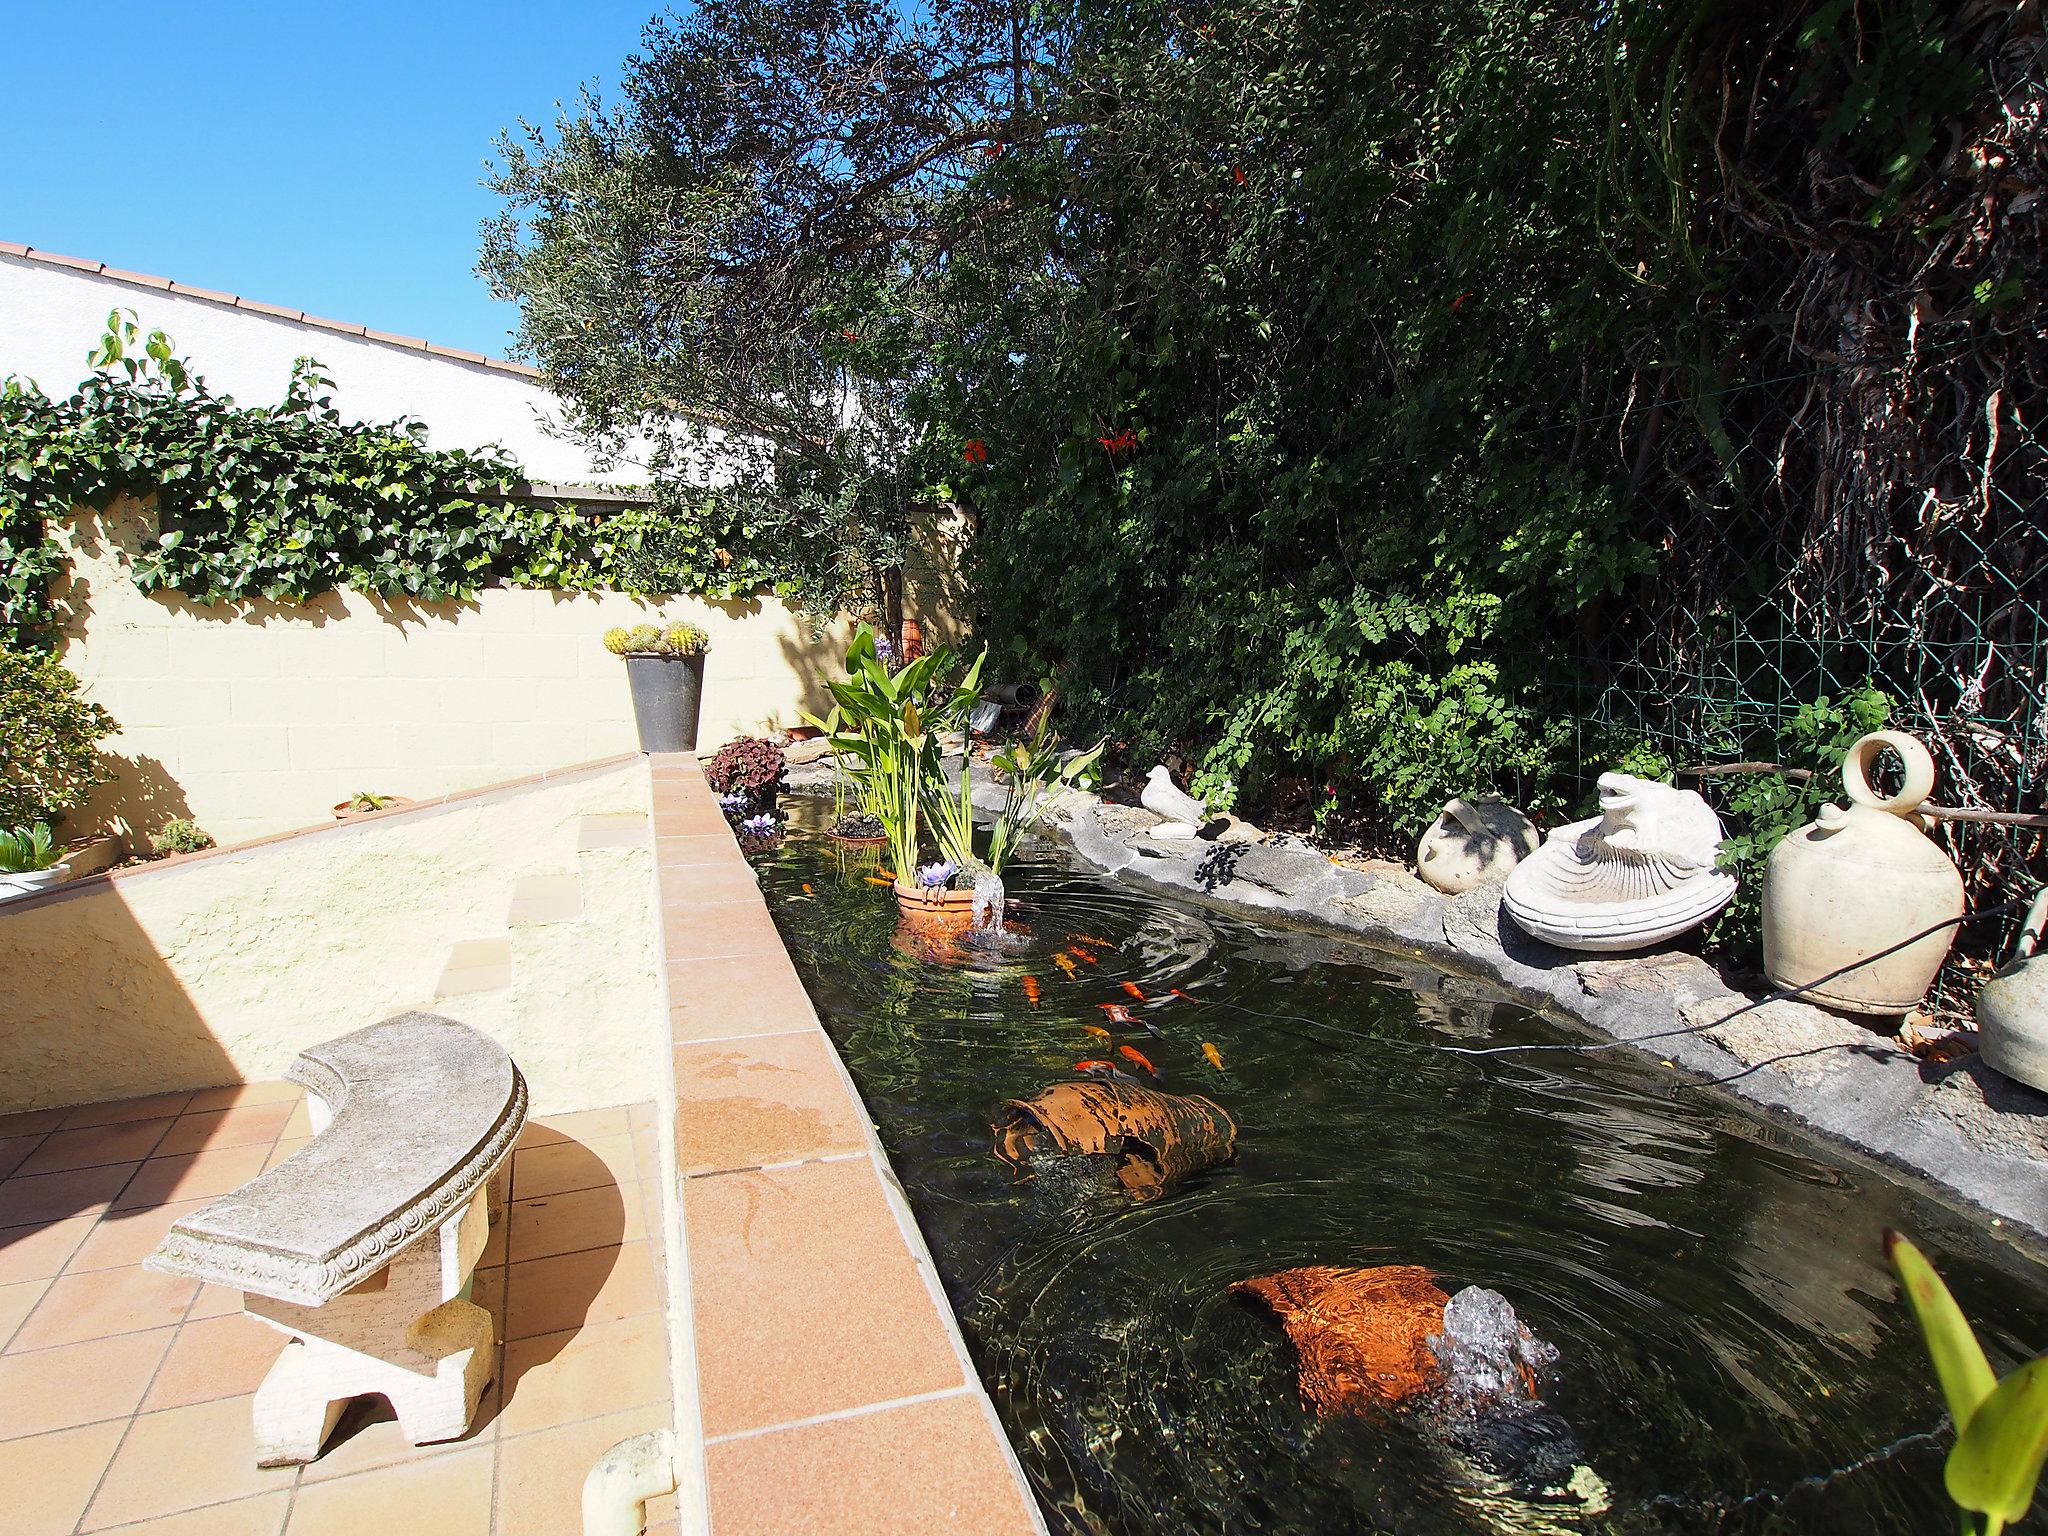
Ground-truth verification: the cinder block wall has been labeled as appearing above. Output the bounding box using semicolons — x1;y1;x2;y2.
54;501;886;846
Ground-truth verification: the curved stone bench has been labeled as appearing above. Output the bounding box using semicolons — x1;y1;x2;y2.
147;1011;528;1466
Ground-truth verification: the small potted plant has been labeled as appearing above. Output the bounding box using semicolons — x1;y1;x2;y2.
331;790;414;820
705;736;786;816
0;823;69;899
735;810;784;853
603;622;710;753
893;857;978;935
148;817;214;861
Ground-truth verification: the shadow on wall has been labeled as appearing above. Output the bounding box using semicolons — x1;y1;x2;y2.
90;752;193;857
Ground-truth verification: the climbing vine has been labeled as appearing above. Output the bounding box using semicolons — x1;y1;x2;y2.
0;312;780;649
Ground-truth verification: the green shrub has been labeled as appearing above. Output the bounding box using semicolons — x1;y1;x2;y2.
149;817;213;858
0;644;116;827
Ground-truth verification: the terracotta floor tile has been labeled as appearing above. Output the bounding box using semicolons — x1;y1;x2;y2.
0;1214;97;1284
495;1404;671;1536
668;954;820;1043
64;1091;194;1129
154;1100;297;1158
706;1394;1038;1536
504;1241;658;1341
62;1199;211;1274
95;1491;291;1536
518;1105;634;1149
9;1264;197;1351
111;1142;271;1211
0;1107;68;1137
663;860;768;905
663;900;787;963
185;1080;304;1114
189;1282;244;1320
0;1328;174;1437
480;1209;507;1268
281;1098;314;1139
0;1161;139;1226
265;1136;311;1172
296;1389;497;1484
284;1442;493;1536
0;1132;40;1179
510;1132;639;1200
507;1183;644;1264
83;1395;295;1529
14;1117;175;1176
686;1159;963;1437
0;1419;128;1536
142;1311;283;1411
497;1311;668;1438
656;833;748;869
0;1276;52;1342
672;1032;870;1174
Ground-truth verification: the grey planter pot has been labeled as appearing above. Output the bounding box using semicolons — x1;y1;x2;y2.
623;653;706;754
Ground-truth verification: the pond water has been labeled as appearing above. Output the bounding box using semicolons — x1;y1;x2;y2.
750;805;2047;1535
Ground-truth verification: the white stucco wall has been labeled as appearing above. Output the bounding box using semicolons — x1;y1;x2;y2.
0;250;642;481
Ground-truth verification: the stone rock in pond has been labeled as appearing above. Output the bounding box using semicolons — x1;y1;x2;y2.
1140;765;1209;826
1150;820;1201;841
1416;796;1540;894
1502;773;1735;952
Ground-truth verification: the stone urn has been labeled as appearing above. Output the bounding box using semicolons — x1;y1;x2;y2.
1976;887;2048;1093
1416;796;1539;894
1762;731;1963;1015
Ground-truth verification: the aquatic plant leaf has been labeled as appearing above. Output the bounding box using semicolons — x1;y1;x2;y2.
1948;1356;2048;1524
1888;1231;1998;1430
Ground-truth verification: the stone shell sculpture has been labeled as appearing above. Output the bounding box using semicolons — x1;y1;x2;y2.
1502;773;1736;952
1416;796;1540;894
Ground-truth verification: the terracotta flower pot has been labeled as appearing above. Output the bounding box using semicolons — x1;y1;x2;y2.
894;879;977;937
332;796;416;821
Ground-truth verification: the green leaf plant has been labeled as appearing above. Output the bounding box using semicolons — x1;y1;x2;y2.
1888;1230;2048;1534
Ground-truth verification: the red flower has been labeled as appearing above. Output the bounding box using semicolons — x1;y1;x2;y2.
840;327;859;341
1096;427;1138;456
962;439;988;464
1232;165;1247;186
1450;293;1473;313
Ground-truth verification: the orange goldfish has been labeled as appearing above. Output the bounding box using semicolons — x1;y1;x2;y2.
1052;952;1079;978
1073;932;1116;948
877;868;897;881
801;883;814;895
1021;976;1041;1007
1117;1044;1158;1076
1121;981;1147;1000
1072;1059;1115;1075
1172;988;1196;1002
1201;1041;1224;1070
1070;946;1099;965
1082;1024;1111;1043
863;875;894;886
1096;1003;1139;1025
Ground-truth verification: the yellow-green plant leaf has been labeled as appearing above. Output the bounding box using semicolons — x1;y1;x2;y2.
1948;1356;2048;1524
1889;1231;1999;1431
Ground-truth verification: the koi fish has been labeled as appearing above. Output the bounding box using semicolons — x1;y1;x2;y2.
1082;1024;1111;1043
1201;1041;1224;1070
801;883;814;895
1070;946;1099;965
863;875;893;886
877;868;897;881
1052;953;1079;979
1073;1059;1116;1075
1096;1003;1138;1025
1072;932;1116;948
1121;981;1147;1000
1021;976;1041;1007
1117;1044;1158;1076
1171;988;1196;1002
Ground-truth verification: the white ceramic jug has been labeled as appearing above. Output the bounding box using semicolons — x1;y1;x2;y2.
1761;731;1964;1014
1976;887;2048;1094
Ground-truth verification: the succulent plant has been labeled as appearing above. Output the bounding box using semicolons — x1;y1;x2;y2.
602;622;710;657
0;823;61;874
149;817;214;858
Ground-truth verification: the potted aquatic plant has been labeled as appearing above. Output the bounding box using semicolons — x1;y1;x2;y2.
0;823;69;899
331;790;413;820
604;622;710;753
705;736;786;816
805;625;983;920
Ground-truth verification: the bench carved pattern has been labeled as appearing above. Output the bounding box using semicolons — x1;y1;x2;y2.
147;1011;528;1466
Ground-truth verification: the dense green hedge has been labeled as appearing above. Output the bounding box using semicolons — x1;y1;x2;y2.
0;314;780;649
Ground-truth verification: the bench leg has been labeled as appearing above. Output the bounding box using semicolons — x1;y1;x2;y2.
252;1339;350;1468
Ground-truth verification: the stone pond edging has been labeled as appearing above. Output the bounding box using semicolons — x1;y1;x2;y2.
879;767;2048;1248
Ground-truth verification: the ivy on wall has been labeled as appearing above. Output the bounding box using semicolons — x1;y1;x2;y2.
0;312;774;649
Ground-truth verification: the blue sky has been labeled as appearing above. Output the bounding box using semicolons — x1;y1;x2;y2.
2;2;657;358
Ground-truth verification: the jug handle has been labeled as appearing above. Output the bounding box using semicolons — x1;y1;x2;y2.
1842;731;1936;817
2012;887;2048;964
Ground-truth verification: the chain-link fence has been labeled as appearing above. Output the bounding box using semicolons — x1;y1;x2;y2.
1546;333;2045;976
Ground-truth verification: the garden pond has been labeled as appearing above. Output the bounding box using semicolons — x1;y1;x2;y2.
750;803;2047;1534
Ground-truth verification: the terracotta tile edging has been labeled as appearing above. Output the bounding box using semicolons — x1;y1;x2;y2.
0;754;644;919
650;759;1050;1535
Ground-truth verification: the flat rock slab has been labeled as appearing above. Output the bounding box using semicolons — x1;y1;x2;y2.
1678;994;1899;1087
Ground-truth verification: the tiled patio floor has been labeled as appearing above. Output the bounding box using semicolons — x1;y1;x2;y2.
0;1087;675;1536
